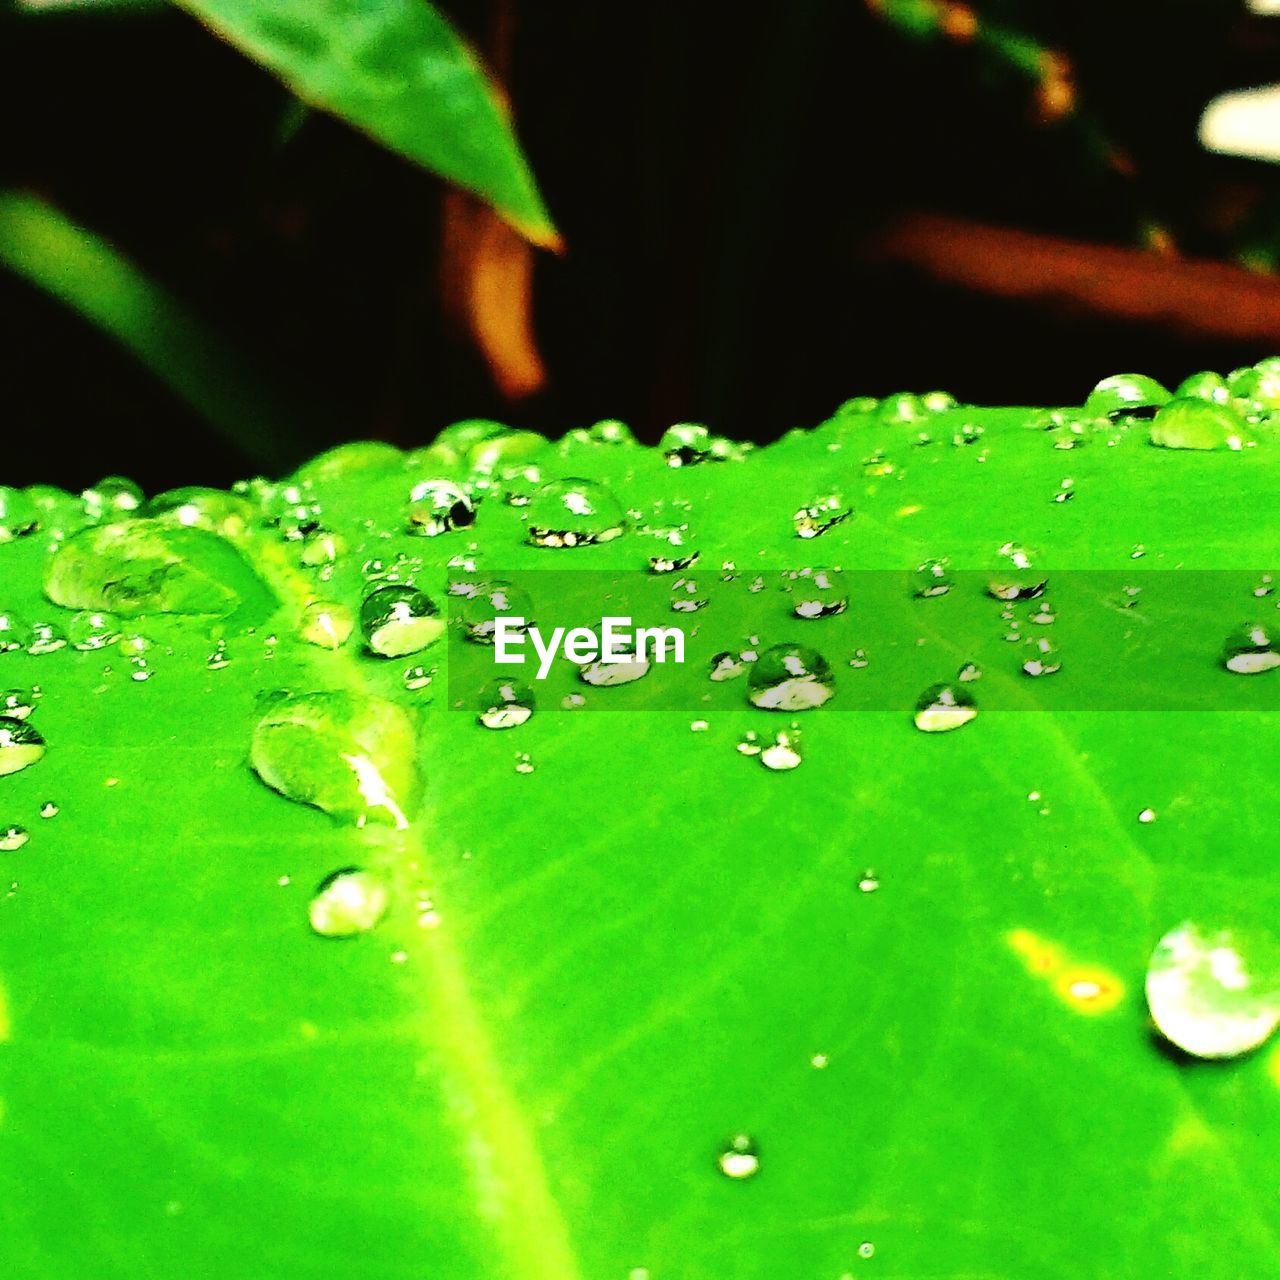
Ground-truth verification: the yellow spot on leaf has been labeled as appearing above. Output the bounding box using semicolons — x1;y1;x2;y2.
896;504;922;518
1006;929;1124;1015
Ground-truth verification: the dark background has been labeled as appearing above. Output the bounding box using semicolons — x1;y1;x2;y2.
4;0;1280;490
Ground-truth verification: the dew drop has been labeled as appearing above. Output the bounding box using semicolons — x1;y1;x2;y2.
1146;921;1280;1059
38;801;58;819
68;610;122;651
308;868;389;939
461;581;534;643
1150;398;1249;451
848;648;870;669
300;529;346;566
759;728;803;771
858;869;880;893
403;664;433;691
746;644;835;711
0;612;31;653
514;752;536;775
787;567;847;618
1021;636;1061;677
478;678;535;729
26;622;67;655
0;825;29;852
1;690;34;720
82;475;144;521
913;683;977;733
300;600;355;650
858;1242;876;1260
408;479;476;536
206;643;231;671
526;479;626;547
1084;372;1170;420
1222;622;1280;674
580;648;651;687
793;496;850;539
0;487;38;540
912;558;951;598
987;543;1046;601
717;1134;760;1180
360;584;445;658
671;577;709;613
957;661;982;683
1138;807;1157;824
0;718;45;776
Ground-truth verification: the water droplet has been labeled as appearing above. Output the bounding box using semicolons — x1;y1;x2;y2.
912;558;951;598
1021;636;1061;677
746;644;835;711
250;693;416;827
403;664;433;691
793;496;850;539
38;801;58;819
1;690;34;720
759;728;803;771
299;600;355;650
0;487;38;541
0;612;31;653
26;622;67;655
206;643;231;671
951;421;984;446
858;1241;876;1260
68;610;122;651
810;1052;830;1069
717;1134;761;1180
1253;574;1274;598
913;684;977;733
580;648;651;686
659;422;743;466
0;718;46;776
787;568;847;619
987;543;1046;601
1222;622;1280;673
1150;398;1249;451
670;577;709;613
461;580;534;643
858;869;880;893
1146;921;1280;1059
309;867;389;938
360;585;445;658
0;825;29;852
478;678;535;729
147;487;255;537
526;479;625;547
709;651;750;682
1175;370;1231;405
561;692;586;709
1138;807;1157;824
1084;373;1171;420
690;719;709;732
82;475;144;521
408;479;476;537
1053;478;1075;504
957;661;982;683
1028;600;1057;626
514;752;536;775
300;529;346;566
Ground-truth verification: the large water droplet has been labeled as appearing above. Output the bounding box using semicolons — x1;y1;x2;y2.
987;543;1046;601
360;585;445;658
1084;373;1170;420
1150;398;1249;451
912;558;951;598
26;622;67;655
250;693;416;826
526;479;625;547
746;644;835;710
787;568;847;618
913;684;977;733
1146;921;1280;1059
309;867;390;938
1221;622;1280;674
478;677;535;729
82;476;144;521
0;718;46;777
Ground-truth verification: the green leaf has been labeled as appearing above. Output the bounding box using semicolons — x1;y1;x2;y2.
168;0;560;249
0;192;306;470
2;391;1280;1278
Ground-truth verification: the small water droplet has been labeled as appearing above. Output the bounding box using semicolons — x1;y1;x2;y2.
300;529;346;566
857;869;880;893
746;645;834;711
1;690;34;720
206;643;231;671
403;664;433;691
478;678;535;729
1028;600;1057;626
670;576;709;613
408;479;475;536
912;558;951;598
68;610;121;651
82;475;144;521
1021;637;1061;677
793;496;850;539
1085;372;1170;420
0;487;39;541
0;825;29;852
1138;807;1157;824
956;661;982;683
514;752;536;774
987;543;1046;601
38;801;58;819
1222;622;1280;674
1130;544;1146;560
810;1052;830;1069
787;568;847;618
0;612;31;653
1146;921;1280;1059
300;600;355;650
913;684;977;733
360;585;445;658
309;868;389;938
0;718;46;776
759;728;803;771
580;648;651;687
858;1241;876;1260
848;649;870;669
462;581;534;643
526;479;626;547
1150;398;1249;451
560;692;586;709
690;719;709;732
951;421;984;447
25;622;66;655
717;1134;760;1180
1253;574;1274;598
